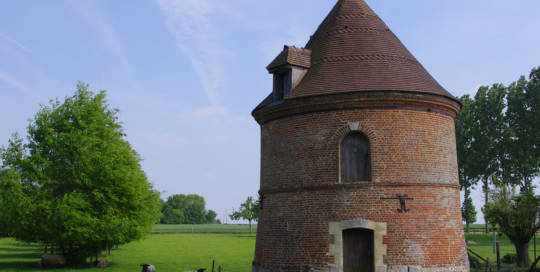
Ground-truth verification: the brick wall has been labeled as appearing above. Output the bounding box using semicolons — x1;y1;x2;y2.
253;94;468;271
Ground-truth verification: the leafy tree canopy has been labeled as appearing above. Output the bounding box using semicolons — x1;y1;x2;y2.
505;68;540;189
455;66;540;235
0;83;161;263
160;194;217;224
483;183;539;267
461;192;477;232
230;196;259;233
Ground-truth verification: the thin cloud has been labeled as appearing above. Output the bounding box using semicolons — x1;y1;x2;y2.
259;25;312;63
64;0;139;90
154;0;230;106
181;105;229;120
0;35;56;95
143;132;188;149
0;33;31;54
466;85;483;96
0;71;29;93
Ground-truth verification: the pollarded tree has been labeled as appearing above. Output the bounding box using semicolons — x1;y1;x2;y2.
230;196;259;233
0;82;161;263
483;184;539;267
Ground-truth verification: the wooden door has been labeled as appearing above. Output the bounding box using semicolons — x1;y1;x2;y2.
343;228;374;272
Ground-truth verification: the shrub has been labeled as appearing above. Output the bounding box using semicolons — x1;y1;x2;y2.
501;253;518;264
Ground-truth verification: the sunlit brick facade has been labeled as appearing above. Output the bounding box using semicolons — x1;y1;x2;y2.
252;1;468;271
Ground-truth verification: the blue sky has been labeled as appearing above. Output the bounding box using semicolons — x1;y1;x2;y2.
1;0;539;223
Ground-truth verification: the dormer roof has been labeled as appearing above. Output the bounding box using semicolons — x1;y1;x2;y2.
284;0;454;100
267;46;312;72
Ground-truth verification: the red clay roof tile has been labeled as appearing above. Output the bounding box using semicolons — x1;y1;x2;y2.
267;46;312;71
285;0;454;100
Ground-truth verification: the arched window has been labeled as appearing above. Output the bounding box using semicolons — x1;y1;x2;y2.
341;132;371;182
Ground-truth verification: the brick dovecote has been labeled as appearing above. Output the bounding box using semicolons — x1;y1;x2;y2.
252;0;468;271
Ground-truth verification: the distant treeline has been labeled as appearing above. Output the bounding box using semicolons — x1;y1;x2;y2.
160;194;218;224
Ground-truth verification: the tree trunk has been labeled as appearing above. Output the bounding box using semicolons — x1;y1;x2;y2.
249;220;252;233
521;174;530;193
464;186;470;233
483;178;489;233
515;241;531;267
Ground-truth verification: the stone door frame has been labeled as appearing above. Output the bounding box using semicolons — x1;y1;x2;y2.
329;219;387;272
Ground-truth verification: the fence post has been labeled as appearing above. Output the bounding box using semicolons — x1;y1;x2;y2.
493;230;497;254
485;257;489;272
496;242;500;271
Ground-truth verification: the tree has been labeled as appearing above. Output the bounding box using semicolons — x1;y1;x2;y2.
456;94;480;232
461;192;477;232
0;83;161;264
0;168;24;237
161;195;187;224
483;184;539;267
230;196;259;233
183;194;207;224
471;84;506;233
456;67;540;233
505;67;540;191
160;194;216;224
205;210;218;224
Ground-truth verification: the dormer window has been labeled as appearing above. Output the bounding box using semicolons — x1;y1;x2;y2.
266;45;311;103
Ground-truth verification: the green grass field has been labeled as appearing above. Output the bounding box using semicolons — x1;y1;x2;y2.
0;225;538;271
467;233;540;271
0;233;256;272
152;224;256;234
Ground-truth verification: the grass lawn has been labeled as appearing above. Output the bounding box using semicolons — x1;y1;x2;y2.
0;233;256;272
466;233;540;271
1;229;538;271
152;224;257;234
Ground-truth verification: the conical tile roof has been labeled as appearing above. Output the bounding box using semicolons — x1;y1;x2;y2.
287;0;453;99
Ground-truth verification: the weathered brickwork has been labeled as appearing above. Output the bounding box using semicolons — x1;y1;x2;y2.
260;107;458;190
252;93;469;271
253;0;468;270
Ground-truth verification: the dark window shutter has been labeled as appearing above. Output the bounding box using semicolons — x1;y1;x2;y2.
281;70;292;97
341;132;370;182
273;70;292;101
